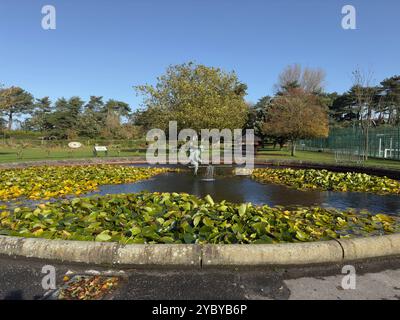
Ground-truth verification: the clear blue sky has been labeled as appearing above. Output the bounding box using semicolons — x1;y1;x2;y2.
0;0;399;110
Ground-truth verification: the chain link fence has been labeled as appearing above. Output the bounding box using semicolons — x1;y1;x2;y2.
301;126;400;161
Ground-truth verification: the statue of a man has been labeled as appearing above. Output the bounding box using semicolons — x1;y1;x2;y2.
188;145;203;175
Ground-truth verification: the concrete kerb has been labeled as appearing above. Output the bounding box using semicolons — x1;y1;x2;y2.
0;236;117;265
201;240;344;266
0;234;399;267
338;234;400;262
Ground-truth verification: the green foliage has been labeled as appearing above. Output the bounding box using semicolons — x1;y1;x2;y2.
0;192;398;243
328;75;400;127
379;75;400;125
24;97;53;132
262;89;329;155
19;95;135;140
134;62;249;132
51;97;84;139
0;130;43;139
0;86;34;130
251;168;400;195
0;165;173;200
245;96;270;141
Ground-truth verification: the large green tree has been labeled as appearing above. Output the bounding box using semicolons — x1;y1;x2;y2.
134;62;249;132
78;96;105;138
100;99;132;138
103;99;131;119
25;97;53;132
327;92;357;124
262;88;329;156
245;96;271;145
49;97;84;138
0;86;34;130
380;75;400;124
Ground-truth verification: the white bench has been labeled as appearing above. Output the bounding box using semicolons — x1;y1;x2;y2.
93;145;108;156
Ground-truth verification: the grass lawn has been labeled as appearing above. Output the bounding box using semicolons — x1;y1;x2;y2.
256;148;400;171
0;146;145;163
1;145;400;171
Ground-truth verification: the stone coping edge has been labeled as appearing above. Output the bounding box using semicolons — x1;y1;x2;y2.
0;234;399;267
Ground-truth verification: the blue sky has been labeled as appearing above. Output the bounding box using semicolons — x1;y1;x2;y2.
0;0;399;110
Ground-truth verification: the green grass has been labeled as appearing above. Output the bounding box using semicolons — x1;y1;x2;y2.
0;146;146;163
256;148;400;171
1;145;400;171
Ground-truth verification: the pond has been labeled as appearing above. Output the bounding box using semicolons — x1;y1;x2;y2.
84;167;400;216
2;165;399;216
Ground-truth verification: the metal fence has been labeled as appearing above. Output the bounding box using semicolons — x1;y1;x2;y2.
301;126;400;161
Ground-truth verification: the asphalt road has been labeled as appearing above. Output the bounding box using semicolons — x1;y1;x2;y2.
0;255;399;300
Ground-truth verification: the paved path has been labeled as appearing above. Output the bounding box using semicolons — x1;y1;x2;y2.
0;255;399;300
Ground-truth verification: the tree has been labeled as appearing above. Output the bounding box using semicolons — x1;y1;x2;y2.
379;75;400;124
275;64;326;95
351;68;378;160
78;96;105;138
103;99;131;121
323;74;400;128
85;95;104;113
0;86;34;130
262;88;329;156
49;97;84;138
328;92;358;124
25;97;53;132
96;99;132;139
0;118;6;130
245;96;272;146
134;62;249;132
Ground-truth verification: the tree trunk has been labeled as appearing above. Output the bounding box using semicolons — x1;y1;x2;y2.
7;112;12;130
291;140;296;156
364;126;369;160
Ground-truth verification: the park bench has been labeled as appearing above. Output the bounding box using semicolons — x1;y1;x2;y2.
334;149;364;165
93;145;108;157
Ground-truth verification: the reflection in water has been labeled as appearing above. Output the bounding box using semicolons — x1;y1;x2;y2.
88;171;400;215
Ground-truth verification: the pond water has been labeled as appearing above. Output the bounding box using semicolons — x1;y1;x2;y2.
2;166;400;216
85;169;400;216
